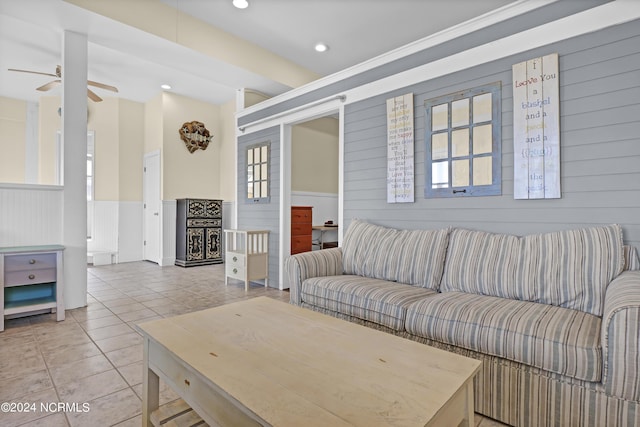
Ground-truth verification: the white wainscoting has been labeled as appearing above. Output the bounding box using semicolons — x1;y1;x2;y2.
292;191;339;225
119;201;143;263
161;199;177;266
88;201;118;253
0;184;63;246
87;201;144;264
222;201;235;231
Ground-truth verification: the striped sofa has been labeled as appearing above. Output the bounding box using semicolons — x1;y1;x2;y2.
285;220;640;427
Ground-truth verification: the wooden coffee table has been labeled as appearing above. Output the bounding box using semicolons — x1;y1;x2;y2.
139;297;481;427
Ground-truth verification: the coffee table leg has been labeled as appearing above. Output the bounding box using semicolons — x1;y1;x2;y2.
461;382;474;427
142;338;159;427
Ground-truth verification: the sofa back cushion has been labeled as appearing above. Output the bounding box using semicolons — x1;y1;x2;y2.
623;245;640;271
342;220;450;290
441;225;624;316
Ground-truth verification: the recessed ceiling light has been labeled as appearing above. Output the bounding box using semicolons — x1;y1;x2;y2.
233;0;249;9
314;42;329;53
161;84;172;90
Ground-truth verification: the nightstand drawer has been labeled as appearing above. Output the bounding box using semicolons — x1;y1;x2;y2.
4;253;56;272
226;253;245;267
5;268;57;286
225;264;245;280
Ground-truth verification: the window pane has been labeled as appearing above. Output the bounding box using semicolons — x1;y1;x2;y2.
452;129;469;157
473;156;493;186
473;124;493;154
254;182;260;198
247;166;253;182
261;164;267;180
254;165;260;181
432;104;448;131
261;181;268;198
255;147;261;163
473;93;492;123
431;133;448;160
248;183;253;198
452;159;469;187
432;161;449;188
247;149;253;165
451;99;469;127
261;146;268;162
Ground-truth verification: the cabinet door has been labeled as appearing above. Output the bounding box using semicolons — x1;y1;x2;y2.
206;228;221;260
187;228;205;261
205;200;222;218
187;199;206;218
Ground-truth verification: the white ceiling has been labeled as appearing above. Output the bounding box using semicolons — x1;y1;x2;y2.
0;0;516;106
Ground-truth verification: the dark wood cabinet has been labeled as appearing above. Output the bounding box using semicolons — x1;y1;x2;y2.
176;199;223;267
291;206;312;254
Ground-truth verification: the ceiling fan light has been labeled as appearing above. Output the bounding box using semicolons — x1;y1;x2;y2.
161;84;172;90
233;0;248;9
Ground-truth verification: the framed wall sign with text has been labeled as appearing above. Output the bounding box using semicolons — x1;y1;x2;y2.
513;53;561;199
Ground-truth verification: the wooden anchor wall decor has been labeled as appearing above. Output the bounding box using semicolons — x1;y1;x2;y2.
179;121;213;153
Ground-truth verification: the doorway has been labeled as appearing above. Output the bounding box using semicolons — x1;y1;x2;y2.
291;117;340;250
143;151;161;263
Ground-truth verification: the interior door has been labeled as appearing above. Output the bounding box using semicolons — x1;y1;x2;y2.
143;151;160;263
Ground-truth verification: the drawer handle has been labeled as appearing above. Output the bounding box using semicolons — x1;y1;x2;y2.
28;274;35;280
29;259;36;264
233;256;237;262
184;379;190;386
233;268;238;274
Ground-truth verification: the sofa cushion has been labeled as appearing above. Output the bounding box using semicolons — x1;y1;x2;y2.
301;275;437;331
342;220;450;290
405;292;603;382
441;225;624;316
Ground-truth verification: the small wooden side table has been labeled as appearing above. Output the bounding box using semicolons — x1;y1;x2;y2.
224;230;269;291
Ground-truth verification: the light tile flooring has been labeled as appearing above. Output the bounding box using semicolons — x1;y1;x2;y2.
1;261;508;427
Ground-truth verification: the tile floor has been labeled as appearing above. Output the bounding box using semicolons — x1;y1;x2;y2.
1;261;508;427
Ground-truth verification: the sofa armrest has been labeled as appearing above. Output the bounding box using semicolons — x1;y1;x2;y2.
602;270;640;401
285;247;343;305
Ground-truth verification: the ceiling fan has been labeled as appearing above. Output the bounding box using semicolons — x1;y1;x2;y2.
8;65;118;102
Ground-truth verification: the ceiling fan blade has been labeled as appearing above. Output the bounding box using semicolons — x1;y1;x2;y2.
36;80;61;91
87;89;102;102
88;80;118;93
8;68;58;78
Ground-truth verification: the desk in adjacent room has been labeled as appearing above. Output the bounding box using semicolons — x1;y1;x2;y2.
312;225;338;249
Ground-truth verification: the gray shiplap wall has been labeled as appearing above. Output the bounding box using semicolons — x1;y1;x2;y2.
237;126;281;287
343;20;640;253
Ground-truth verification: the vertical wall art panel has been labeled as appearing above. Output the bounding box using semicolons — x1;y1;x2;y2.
386;93;414;203
513;53;561;199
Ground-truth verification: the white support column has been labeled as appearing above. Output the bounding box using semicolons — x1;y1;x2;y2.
62;30;88;309
24;101;39;184
279;124;292;290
